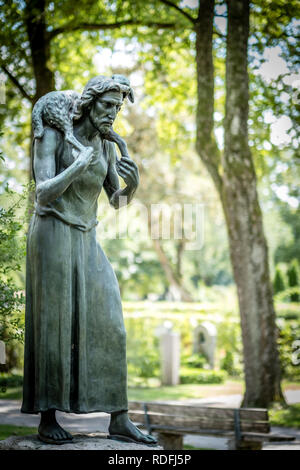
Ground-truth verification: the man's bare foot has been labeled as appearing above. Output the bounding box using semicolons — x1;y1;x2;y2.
109;411;157;446
38;409;73;444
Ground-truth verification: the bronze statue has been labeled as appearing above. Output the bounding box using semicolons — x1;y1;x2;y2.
21;75;157;447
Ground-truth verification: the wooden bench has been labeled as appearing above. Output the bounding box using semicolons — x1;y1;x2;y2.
128;401;295;450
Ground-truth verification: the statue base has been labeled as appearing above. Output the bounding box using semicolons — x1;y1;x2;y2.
0;433;163;450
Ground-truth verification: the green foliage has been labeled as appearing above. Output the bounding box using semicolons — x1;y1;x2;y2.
0;1;299;399
0;385;22;400
125;316;160;383
0;183;29;344
220;351;243;377
273;266;287;294
124;300;299;384
269;404;300;429
180;367;227;385
0;425;37;441
1;0;298;308
276;303;300;381
181;353;208;369
0;282;24;343
102;236;167;300
274;206;300;266
287;259;300;302
216;318;243;377
275;287;300;304
276;302;300;320
277;319;300;381
123;299;242;384
0;372;23;389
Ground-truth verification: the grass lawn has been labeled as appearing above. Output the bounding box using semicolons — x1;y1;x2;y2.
127;380;244;401
0;424;37;441
1;379;299;402
0;379;245;401
0;387;23;400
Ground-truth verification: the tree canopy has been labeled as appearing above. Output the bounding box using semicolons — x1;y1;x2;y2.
0;0;299;407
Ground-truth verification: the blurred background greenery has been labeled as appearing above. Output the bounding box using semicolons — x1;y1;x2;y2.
0;0;299;409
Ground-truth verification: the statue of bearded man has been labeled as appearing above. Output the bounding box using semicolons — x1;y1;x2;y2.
21;75;157;447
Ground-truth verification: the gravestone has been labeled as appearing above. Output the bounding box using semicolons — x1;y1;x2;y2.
0;340;5;364
160;322;180;386
193;321;217;369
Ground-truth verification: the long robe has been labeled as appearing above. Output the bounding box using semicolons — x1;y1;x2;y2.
21;129;128;414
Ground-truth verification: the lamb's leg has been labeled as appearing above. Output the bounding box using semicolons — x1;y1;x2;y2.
101;128;130;159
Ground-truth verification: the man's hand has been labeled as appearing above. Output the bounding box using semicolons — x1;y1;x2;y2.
116;157;139;190
101;127;139;189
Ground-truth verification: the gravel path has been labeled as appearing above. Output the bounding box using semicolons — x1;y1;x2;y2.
0;389;299;450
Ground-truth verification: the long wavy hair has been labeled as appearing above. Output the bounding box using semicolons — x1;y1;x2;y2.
73;75;133;121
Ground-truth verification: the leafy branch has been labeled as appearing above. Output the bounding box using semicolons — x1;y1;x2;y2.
48;19;178;40
0;64;34;103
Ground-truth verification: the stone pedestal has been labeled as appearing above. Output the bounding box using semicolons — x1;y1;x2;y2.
0;433;163;450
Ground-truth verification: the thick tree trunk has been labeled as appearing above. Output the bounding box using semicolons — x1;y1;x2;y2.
25;0;55;104
25;0;55;206
222;0;283;407
195;0;284;407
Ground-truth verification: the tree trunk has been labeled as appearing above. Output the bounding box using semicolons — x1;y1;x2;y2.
195;0;222;194
25;0;55;104
195;0;284;407
176;239;185;280
147;216;193;302
25;0;55;208
222;0;283;407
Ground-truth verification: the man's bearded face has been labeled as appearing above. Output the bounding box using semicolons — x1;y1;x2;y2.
89;90;123;135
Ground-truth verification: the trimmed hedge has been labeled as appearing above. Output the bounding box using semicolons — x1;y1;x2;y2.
180;367;227;384
0;373;23;388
